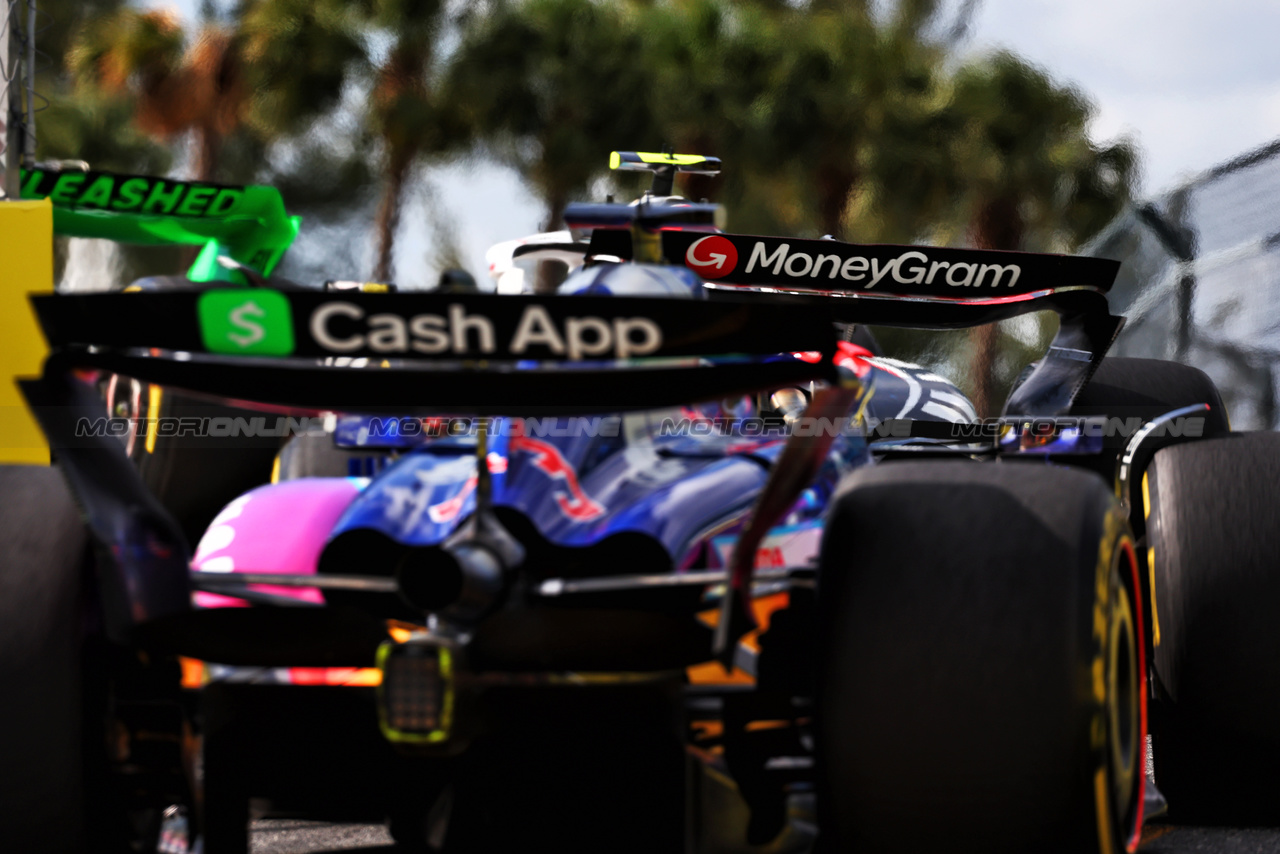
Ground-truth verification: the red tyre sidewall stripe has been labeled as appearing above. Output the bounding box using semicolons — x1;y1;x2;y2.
1121;536;1148;852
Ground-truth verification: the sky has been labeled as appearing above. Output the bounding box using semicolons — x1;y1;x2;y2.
136;0;1280;284
970;0;1280;192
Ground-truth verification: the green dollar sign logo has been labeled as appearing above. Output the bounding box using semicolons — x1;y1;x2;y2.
228;300;267;347
198;290;295;355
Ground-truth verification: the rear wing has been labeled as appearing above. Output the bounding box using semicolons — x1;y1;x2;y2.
27;226;1124;417
21;166;301;277
27;290;840;416
585;226;1124;416
589;228;1116;303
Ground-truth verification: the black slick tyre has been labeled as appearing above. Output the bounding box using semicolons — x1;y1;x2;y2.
275;432;378;480
0;466;189;852
0;465;91;852
135;390;280;545
816;461;1145;854
1144;432;1280;823
1069;357;1229;479
1072;357;1229;430
199;683;251;854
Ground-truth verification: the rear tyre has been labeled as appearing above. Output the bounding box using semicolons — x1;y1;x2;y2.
0;466;189;853
1072;357;1229;428
200;684;251;854
816;462;1144;854
1144;433;1280;823
0;466;91;852
442;681;686;853
135;390;280;545
1068;357;1230;478
275;432;381;480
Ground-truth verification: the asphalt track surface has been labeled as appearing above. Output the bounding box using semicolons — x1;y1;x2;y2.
247;820;1280;853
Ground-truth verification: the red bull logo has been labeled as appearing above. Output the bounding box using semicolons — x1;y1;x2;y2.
426;453;507;524
509;436;605;522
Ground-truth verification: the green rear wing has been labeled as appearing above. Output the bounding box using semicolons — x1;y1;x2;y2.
21;166;300;279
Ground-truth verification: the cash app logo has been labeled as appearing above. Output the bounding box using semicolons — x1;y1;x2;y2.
198;290;295;355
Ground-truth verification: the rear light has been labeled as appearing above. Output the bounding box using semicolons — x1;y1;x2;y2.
376;638;454;744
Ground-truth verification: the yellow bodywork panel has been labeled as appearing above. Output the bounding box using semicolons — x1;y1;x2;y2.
0;200;53;464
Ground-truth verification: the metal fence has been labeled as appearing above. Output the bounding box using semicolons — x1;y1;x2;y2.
1087;139;1280;429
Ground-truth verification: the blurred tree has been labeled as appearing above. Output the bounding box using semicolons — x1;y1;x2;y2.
636;0;793;233
37;87;172;176
944;51;1138;414
947;51;1136;255
641;0;956;241
67;0;362;184
748;4;884;238
237;0;365;143
41;0;129;65
353;0;469;282
36;0;168;172
447;0;656;231
35;0;174;286
69;8;239;181
53;0;364;285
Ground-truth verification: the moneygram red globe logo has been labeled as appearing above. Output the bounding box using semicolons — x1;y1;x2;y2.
684;235;738;279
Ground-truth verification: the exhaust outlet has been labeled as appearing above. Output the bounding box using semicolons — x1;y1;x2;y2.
396;542;504;620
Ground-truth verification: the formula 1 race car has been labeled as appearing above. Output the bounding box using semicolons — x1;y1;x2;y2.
4;153;1279;854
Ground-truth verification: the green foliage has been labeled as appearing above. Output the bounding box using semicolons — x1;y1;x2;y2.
448;0;657;228
945;50;1138;253
37;89;170;175
46;0;1137;343
236;0;367;139
40;0;130;67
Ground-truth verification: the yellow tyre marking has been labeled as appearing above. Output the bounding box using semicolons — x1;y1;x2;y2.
1108;579;1139;828
1143;471;1162;647
1142;472;1151;521
1094;513;1144;854
1095;767;1117;854
145;384;163;454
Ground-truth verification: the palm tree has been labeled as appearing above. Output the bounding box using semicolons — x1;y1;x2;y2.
70;9;239;181
637;0;798;231
944;51;1138;414
447;0;656;231
69;0;362;185
357;0;463;282
640;0;955;241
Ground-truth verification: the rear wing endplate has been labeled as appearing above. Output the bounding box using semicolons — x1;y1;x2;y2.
21;166;300;276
